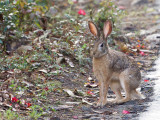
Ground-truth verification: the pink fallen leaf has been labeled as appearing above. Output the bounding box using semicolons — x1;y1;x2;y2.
73;0;78;3
73;116;78;119
78;9;86;16
122;110;130;114
87;90;94;95
118;6;126;10
21;99;26;105
136;44;141;48
141;45;146;49
139;51;145;56
15;104;20;109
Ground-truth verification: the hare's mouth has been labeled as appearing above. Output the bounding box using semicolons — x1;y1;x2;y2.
93;52;106;58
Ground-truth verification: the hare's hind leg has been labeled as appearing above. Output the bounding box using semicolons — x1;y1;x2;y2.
131;89;145;100
116;71;132;104
109;80;123;103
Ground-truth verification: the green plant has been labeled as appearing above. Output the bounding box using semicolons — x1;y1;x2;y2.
91;0;125;36
68;0;74;15
3;109;18;120
6;56;29;70
0;112;2;118
29;105;43;120
46;81;62;90
0;0;51;51
0;0;50;31
75;43;89;65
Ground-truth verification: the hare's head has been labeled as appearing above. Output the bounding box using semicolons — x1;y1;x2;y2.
88;20;112;58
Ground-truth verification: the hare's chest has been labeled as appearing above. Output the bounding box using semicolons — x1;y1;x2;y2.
93;58;109;78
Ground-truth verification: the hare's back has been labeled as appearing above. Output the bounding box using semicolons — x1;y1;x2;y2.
109;49;138;72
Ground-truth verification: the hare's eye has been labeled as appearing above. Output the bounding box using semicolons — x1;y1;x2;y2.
100;43;103;47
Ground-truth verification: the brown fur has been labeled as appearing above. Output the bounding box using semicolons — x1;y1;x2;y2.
88;20;144;107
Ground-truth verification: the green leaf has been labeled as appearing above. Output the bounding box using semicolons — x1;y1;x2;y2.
34;21;42;29
82;44;87;49
68;0;74;5
9;84;14;88
52;108;56;112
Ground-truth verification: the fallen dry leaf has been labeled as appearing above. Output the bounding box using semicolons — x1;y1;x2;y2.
54;105;73;111
84;83;98;88
82;98;93;105
63;89;82;98
65;58;74;68
38;69;48;73
65;101;81;105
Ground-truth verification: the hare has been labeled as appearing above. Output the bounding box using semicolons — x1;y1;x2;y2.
88;20;144;107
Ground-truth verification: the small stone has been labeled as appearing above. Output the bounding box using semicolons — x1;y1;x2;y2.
131;0;148;6
50;117;60;120
81;106;92;112
56;57;65;64
145;34;160;42
17;45;33;55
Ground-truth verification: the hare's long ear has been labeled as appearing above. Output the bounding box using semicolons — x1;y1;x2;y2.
103;20;112;39
88;21;99;37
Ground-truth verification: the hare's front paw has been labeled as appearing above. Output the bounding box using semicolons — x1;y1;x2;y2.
116;97;130;104
108;99;118;104
96;99;107;107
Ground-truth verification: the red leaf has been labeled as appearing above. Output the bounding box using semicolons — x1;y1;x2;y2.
25;102;32;107
12;97;18;102
44;87;49;91
144;80;149;82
